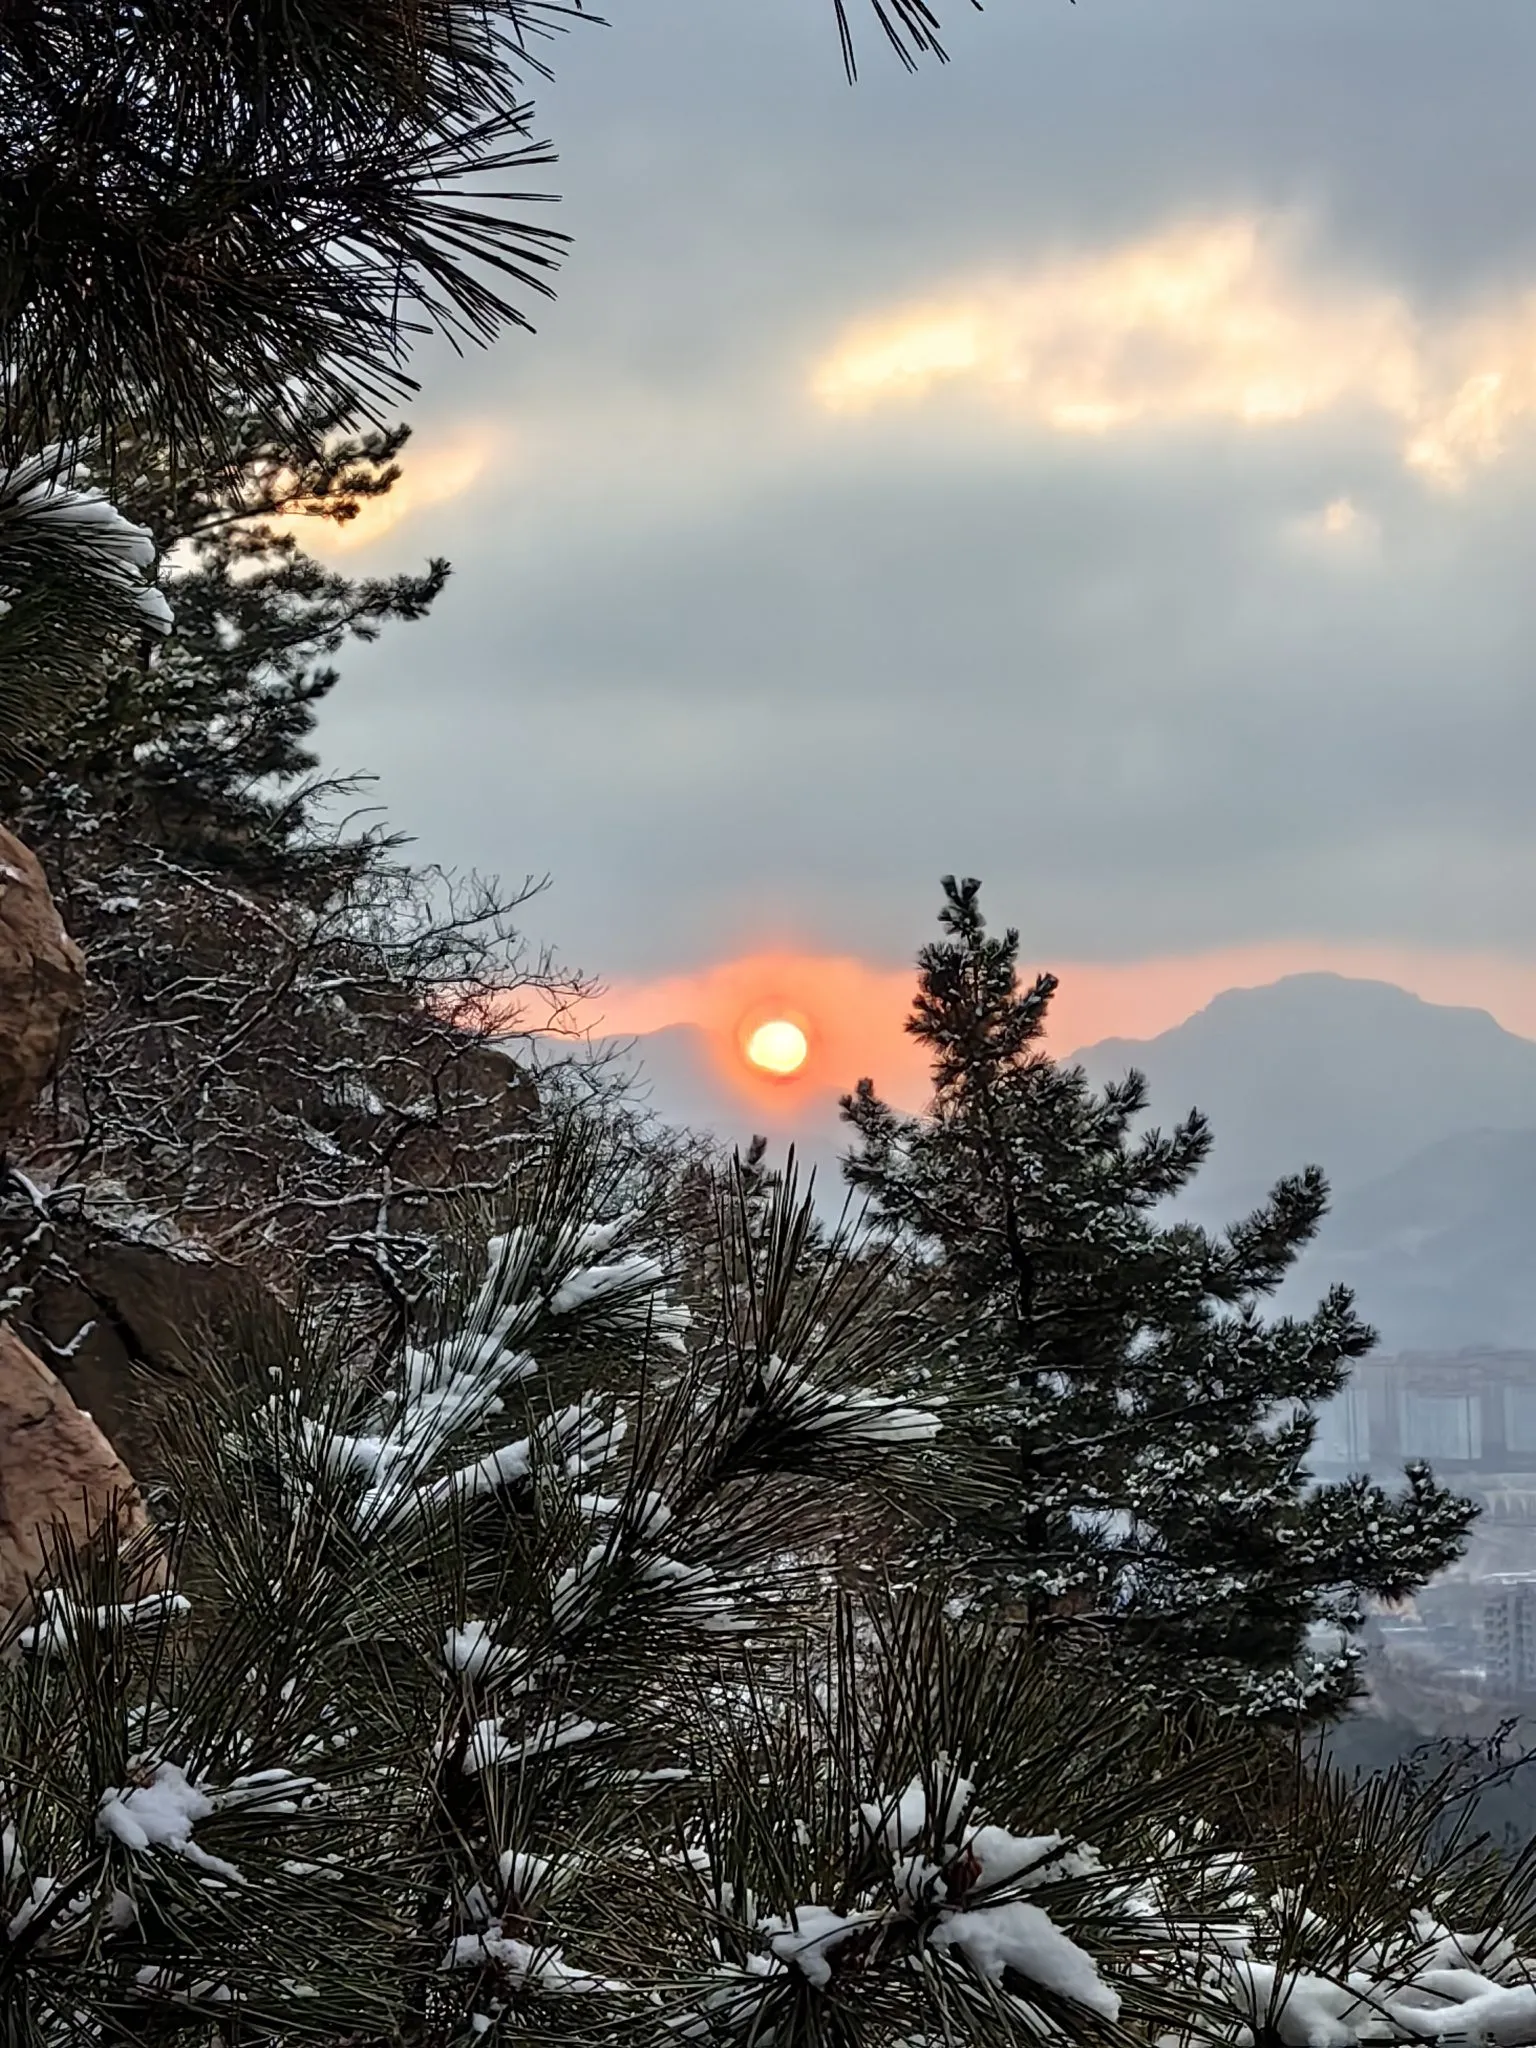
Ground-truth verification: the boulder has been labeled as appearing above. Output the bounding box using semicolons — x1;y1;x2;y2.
0;1323;163;1625
0;825;86;1140
19;1235;293;1482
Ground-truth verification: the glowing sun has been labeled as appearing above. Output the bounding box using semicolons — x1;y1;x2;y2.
745;1017;809;1077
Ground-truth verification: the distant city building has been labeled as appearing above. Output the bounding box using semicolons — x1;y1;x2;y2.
1310;1355;1536;1698
1311;1350;1536;1480
1481;1575;1536;1694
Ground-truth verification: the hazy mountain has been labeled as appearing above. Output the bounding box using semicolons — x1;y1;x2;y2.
1072;974;1536;1228
596;975;1536;1348
1283;1127;1536;1348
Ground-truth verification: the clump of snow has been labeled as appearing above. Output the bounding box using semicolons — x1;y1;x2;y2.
20;1589;191;1655
6;1873;92;1944
759;1905;873;1988
443;1620;515;1682
551;1540;744;1638
2;451;173;635
97;1763;241;1882
457;1712;606;1776
754;1356;942;1445
96;1761;319;1885
861;1760;975;1850
932;1896;1120;2014
966;1824;1103;1891
442;1930;624;1993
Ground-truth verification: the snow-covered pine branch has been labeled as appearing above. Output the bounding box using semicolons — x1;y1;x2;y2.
0;451;172;639
1;1134;1519;2048
0;450;174;760
0;1142;954;2036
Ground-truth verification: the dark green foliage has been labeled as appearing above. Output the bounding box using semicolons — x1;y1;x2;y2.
0;0;565;472
0;0;975;751
0;1142;1526;2045
0;0;973;481
842;877;1476;1720
0;423;600;1326
4;412;445;896
0;456;172;764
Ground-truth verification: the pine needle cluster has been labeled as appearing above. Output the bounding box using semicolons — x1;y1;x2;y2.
0;1122;1527;2048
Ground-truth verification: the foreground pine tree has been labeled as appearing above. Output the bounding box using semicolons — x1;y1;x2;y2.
2;1117;1532;2044
842;878;1475;1721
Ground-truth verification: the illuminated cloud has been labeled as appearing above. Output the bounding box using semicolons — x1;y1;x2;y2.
584;952;928;1118
1289;493;1381;559
811;215;1536;488
278;430;495;557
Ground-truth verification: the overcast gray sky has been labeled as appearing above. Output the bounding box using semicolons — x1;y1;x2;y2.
314;0;1536;1077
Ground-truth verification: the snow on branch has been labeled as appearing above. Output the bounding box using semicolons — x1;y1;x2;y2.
0;451;173;635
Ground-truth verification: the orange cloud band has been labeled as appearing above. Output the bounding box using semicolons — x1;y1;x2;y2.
580;940;1536;1117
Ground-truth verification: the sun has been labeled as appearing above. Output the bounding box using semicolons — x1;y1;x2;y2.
745;1017;809;1077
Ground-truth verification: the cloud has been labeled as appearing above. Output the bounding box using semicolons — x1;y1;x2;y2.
811;214;1536;488
1288;493;1381;559
286;429;498;557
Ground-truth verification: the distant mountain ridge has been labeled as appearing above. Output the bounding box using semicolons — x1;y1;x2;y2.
1282;1127;1536;1347
1071;973;1536;1228
1071;975;1536;1347
605;972;1536;1349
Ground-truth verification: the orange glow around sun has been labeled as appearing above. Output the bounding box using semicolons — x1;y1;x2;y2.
744;1016;810;1077
536;936;1536;1129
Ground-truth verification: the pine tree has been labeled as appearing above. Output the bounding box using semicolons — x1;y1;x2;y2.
842;877;1475;1722
0;1130;1528;2046
4;411;446;898
0;416;590;1331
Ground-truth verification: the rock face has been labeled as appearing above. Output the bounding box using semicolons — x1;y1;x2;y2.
0;1323;163;1624
19;1236;292;1481
0;824;86;1141
0;827;163;1625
